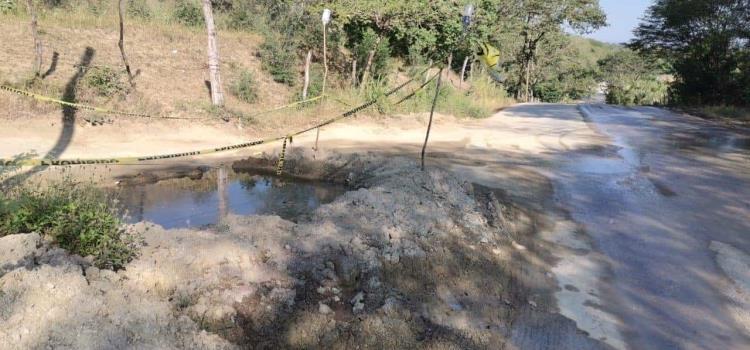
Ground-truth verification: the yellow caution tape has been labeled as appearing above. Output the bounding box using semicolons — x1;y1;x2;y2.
0;85;152;118
0;67;431;168
275;136;291;176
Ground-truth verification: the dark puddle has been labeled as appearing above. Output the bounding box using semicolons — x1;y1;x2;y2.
114;167;347;229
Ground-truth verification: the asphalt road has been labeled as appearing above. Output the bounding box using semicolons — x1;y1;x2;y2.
553;104;750;349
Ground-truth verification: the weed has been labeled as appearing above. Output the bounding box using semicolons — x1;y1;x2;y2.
230;69;258;103
0;180;141;270
83;66;126;97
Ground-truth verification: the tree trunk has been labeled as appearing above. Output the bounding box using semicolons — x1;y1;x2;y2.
524;59;530;102
459;56;469;87
202;0;224;106
351;59;357;86
27;0;42;77
360;49;376;90
469;61;474;82
446;53;453;81
360;35;382;90
424;59;433;83
118;0;135;87
302;50;312;99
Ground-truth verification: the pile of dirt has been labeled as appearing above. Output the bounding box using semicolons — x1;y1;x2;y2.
0;153;525;349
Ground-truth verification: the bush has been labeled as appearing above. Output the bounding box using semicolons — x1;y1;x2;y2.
259;33;298;86
173;0;203;27
0;182;140;270
230;69;259;103
83;66;126;97
0;0;16;14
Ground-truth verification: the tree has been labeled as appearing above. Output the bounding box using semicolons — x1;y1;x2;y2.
598;49;669;105
202;0;224;106
26;0;42;77
630;0;750;106
503;0;606;101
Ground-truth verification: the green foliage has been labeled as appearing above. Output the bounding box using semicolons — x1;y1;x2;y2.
83;66;126;97
173;0;203;27
230;69;259;103
259;32;298;86
598;50;669;105
351;27;392;80
0;0;17;14
0;182;140;270
631;0;749;107
127;0;152;19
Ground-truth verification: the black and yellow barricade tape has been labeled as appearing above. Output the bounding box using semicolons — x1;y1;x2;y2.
275;136;292;176
0;66;431;168
0;85;153;118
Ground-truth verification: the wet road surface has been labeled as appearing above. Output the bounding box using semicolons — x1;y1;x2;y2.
556;104;750;349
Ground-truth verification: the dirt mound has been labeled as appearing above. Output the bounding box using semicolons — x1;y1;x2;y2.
1;153;523;349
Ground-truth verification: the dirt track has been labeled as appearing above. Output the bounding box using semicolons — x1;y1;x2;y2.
5;102;748;349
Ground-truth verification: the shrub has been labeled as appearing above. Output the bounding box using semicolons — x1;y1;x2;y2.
230;70;259;103
0;181;140;270
173;0;203;27
83;66;126;97
0;0;16;14
259;33;298;86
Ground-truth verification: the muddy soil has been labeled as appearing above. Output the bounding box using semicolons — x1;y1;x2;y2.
1;151;539;349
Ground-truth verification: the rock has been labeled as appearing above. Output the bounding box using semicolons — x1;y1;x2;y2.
351;292;365;314
380;297;401;316
319;303;333;315
0;233;42;276
528;300;537;308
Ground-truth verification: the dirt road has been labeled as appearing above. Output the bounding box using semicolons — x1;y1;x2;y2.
2;102;749;349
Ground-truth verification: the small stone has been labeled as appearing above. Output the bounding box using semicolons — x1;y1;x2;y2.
284;244;291;250
480;237;489;244
528;300;537;308
333;296;340;302
350;292;365;305
317;286;328;294
331;287;341;295
319;303;332;315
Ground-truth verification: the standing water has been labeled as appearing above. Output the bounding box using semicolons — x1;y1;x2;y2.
115;167;347;229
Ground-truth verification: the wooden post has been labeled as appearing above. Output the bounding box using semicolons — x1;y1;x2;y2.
118;0;135;87
202;0;224;106
26;0;42;77
321;22;328;96
302;50;312;99
313;20;329;151
459;56;469;88
351;59;357;87
421;68;443;171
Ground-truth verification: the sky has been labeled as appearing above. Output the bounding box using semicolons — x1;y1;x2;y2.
585;0;653;44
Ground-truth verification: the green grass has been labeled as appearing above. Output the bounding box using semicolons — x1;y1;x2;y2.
0;180;140;270
229;69;259;104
